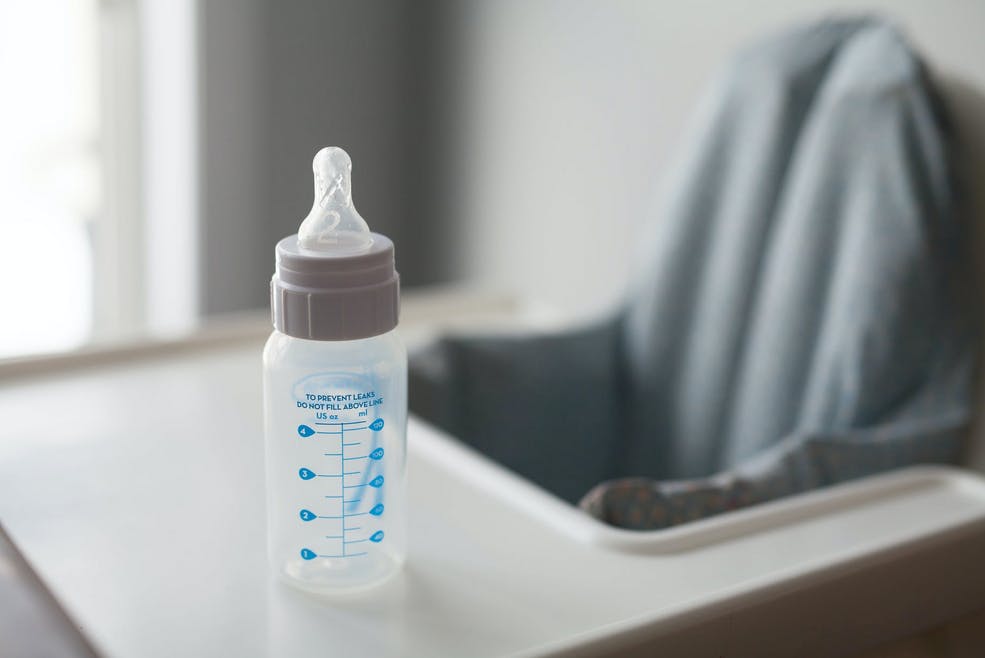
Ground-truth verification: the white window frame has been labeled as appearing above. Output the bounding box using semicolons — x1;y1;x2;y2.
98;0;199;342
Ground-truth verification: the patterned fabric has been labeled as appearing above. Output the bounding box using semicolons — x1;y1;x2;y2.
581;411;968;529
409;18;977;531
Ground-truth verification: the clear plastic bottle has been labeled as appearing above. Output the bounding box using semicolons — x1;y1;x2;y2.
263;147;406;593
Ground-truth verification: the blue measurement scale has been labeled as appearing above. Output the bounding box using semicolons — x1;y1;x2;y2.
296;416;387;560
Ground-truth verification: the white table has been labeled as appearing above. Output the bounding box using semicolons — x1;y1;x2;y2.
2;315;985;657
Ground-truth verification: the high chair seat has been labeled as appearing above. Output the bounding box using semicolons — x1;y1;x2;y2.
411;17;977;529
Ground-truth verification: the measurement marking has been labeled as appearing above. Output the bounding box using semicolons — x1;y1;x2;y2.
302;418;378;559
306;510;366;520
341;424;347;557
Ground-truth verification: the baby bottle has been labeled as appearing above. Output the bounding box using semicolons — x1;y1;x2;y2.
263;146;406;593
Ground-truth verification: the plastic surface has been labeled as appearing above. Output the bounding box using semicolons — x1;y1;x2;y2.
271;232;399;341
2;332;985;656
264;146;406;592
413;422;983;553
263;329;408;592
269;146;399;341
298;146;372;254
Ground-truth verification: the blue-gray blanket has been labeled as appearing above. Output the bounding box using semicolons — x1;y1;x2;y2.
409;18;977;530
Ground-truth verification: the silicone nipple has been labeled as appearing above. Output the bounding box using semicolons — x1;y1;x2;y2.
297;147;373;254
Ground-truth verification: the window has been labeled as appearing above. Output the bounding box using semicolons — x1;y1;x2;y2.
0;0;99;357
0;0;198;359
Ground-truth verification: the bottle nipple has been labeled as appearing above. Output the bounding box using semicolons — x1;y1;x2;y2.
297;146;373;254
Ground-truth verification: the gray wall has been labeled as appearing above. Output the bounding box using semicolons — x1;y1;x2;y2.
199;0;462;315
199;1;985;321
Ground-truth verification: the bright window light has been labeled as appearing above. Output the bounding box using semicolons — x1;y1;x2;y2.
0;0;99;357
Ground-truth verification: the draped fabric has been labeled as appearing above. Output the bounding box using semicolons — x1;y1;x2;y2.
410;18;977;530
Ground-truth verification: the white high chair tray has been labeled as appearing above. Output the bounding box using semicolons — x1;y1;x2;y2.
1;316;984;657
